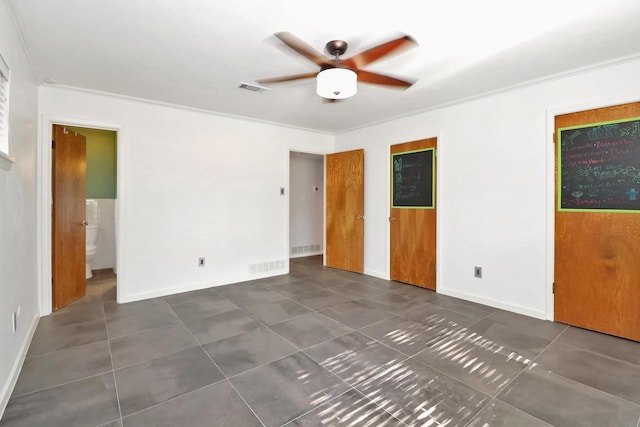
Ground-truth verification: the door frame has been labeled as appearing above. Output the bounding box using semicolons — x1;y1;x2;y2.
387;134;443;286
38;116;123;315
544;93;640;322
286;149;327;266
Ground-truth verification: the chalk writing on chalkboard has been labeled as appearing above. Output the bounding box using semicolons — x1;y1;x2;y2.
392;148;434;208
558;117;640;212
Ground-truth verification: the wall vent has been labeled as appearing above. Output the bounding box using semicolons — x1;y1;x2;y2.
249;259;286;274
290;244;321;255
238;82;270;93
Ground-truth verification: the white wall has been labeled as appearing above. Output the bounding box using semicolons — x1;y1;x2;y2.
91;199;116;271
0;0;40;415
335;59;640;320
38;86;334;307
289;152;323;258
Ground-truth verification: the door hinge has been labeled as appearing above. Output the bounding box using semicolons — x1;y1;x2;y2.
552;282;555;294
52;140;56;149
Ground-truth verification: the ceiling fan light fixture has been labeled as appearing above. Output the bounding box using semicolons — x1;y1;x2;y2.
316;68;357;99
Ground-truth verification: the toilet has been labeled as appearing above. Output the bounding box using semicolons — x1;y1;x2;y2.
85;225;99;279
85;200;100;279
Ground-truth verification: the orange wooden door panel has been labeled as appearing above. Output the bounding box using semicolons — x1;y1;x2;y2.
390;138;437;289
326;149;364;273
555;102;640;341
52;125;87;310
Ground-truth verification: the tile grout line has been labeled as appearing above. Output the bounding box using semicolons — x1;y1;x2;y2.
25;316;109;359
522;335;640;410
214;282;365;354
314;306;394;331
291;346;389;427
103;298;182;342
116;379;227;422
9;371;114;402
9;340;112;399
278;387;356;426
481;322;571;422
381;305;572;404
352;317;511;422
277;385;413;427
285;306;453;427
185;290;399;427
6;284;118;405
222;380;266;427
220;328;353;383
350;387;412;427
298;338;414;426
554;331;640;368
164;283;312;387
523;362;640;409
180;312;267;427
103;298;124;427
114;295;264;423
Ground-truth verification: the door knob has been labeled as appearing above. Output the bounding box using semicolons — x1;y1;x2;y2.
356;215;364;220
81;220;88;226
389;217;396;222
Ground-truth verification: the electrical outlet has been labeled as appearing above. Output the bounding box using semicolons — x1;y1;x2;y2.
198;257;206;267
474;266;482;278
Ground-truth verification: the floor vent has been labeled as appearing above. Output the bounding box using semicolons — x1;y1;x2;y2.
249;259;286;274
291;244;321;255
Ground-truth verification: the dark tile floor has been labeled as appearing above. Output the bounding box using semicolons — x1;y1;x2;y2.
2;258;640;426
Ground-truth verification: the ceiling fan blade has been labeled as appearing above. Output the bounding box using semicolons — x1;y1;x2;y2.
357;70;415;88
344;35;417;69
256;72;318;84
274;32;331;67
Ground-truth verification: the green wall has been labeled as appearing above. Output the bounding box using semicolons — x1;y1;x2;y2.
68;127;117;199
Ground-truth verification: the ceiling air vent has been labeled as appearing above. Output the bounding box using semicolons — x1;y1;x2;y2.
238;82;270;93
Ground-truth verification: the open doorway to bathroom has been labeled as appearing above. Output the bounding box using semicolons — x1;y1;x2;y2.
51;124;117;311
289;151;324;263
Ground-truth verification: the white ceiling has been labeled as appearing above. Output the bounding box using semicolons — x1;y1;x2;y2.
7;0;640;133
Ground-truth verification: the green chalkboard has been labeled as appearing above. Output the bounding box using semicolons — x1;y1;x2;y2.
392;148;434;208
558;117;640;212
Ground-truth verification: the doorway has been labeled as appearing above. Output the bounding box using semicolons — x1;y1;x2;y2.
51;124;118;311
289;151;324;260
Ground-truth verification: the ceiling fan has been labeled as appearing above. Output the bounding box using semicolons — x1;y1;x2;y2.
256;32;418;101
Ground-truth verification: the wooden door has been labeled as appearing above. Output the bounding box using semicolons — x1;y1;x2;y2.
52;125;87;310
555;102;640;341
390;138;437;289
326;149;364;272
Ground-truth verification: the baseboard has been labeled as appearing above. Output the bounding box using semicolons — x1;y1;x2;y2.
0;315;39;419
363;268;388;280
437;287;547;320
290;251;322;259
